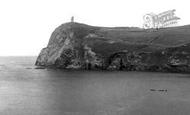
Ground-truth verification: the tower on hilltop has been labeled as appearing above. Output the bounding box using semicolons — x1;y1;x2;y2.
71;16;74;22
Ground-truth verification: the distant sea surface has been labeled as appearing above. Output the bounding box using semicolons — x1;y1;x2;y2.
0;56;190;115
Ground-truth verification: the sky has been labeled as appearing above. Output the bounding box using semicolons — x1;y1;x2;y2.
0;0;189;56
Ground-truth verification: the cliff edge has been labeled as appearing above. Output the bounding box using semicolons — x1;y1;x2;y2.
36;22;190;72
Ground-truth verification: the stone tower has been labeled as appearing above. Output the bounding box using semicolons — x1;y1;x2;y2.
71;16;74;22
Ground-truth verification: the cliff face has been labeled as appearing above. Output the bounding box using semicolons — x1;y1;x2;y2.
36;22;190;72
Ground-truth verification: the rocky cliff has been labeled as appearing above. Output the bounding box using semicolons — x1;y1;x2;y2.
36;22;190;73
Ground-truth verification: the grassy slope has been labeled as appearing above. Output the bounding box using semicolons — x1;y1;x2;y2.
69;22;190;46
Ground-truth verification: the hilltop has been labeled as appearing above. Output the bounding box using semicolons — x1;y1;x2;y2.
36;22;190;73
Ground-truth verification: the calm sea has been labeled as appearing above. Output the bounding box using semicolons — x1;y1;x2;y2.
0;56;190;115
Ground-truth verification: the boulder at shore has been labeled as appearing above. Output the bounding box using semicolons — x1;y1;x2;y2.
36;22;190;73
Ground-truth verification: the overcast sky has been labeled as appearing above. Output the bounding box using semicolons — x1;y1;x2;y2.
0;0;189;56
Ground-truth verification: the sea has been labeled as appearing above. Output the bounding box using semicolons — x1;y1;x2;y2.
0;56;190;115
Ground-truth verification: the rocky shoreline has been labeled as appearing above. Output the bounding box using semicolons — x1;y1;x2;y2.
36;22;190;73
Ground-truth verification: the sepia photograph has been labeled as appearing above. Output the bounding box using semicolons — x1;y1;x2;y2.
0;0;190;115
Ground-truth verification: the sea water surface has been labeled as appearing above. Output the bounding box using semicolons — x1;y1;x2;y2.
0;56;190;115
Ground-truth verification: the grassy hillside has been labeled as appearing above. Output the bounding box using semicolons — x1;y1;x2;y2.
66;22;190;47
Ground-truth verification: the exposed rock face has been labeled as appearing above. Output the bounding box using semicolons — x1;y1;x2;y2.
36;22;190;73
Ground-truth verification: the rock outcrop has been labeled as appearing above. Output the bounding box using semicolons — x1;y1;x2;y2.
36;22;190;73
